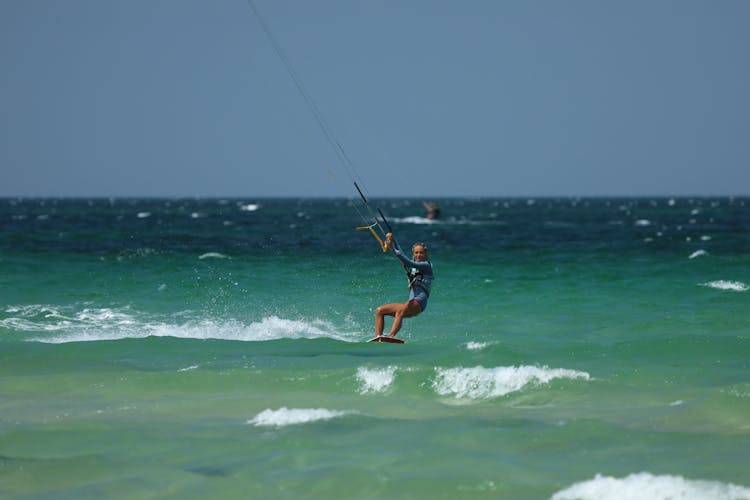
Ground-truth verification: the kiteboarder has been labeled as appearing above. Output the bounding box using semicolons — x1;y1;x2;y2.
374;233;434;339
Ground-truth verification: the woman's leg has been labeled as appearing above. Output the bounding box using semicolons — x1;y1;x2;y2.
375;303;401;336
387;300;422;337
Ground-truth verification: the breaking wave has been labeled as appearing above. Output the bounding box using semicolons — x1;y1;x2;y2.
356;366;398;394
1;304;358;343
433;365;590;399
700;281;748;292
247;407;353;427
551;472;750;500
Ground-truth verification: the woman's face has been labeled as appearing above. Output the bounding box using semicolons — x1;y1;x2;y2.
412;244;428;262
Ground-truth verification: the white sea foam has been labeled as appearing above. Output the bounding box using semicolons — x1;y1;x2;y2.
390;216;505;226
433;365;590;399
240;203;260;212
198;252;230;260
1;305;137;336
247;407;352;427
4;304;358;343
551;472;750;500
144;316;353;343
688;249;708;259
634;219;652;226
466;341;493;351
356;366;397;394
393;216;439;225
725;387;750;399
701;280;749;292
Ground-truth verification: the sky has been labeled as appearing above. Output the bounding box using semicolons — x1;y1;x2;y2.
1;0;749;198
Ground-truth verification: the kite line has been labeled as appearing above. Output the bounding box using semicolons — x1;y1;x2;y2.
246;0;391;251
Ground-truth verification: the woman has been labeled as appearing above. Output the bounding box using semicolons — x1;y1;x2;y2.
374;233;434;339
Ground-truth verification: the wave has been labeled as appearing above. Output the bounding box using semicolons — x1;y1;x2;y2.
392;216;439;225
2;304;358;343
356;366;398;394
551;472;750;500
433;365;590;400
466;341;494;351
247;407;353;427
2;305;137;335
688;249;708;259
198;252;230;260
390;216;506;226
700;280;749;292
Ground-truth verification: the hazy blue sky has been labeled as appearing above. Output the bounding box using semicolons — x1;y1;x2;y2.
2;1;748;198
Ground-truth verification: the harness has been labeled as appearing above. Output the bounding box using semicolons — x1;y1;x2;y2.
404;262;432;296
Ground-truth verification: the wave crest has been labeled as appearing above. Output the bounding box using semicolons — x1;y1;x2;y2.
433;365;590;399
247;407;352;427
356;366;397;394
2;304;357;343
701;280;749;292
551;472;750;500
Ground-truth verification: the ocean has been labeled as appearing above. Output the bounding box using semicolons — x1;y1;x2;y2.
1;197;749;499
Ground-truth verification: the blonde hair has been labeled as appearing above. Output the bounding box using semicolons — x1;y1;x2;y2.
412;242;428;252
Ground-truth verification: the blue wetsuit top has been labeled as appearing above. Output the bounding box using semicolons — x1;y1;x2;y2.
393;243;434;311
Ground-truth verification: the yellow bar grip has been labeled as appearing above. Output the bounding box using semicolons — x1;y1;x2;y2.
356;225;388;252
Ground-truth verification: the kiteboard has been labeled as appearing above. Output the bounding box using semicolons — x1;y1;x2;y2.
368;336;404;344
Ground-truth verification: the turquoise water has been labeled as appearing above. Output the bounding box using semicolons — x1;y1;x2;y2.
1;197;749;499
